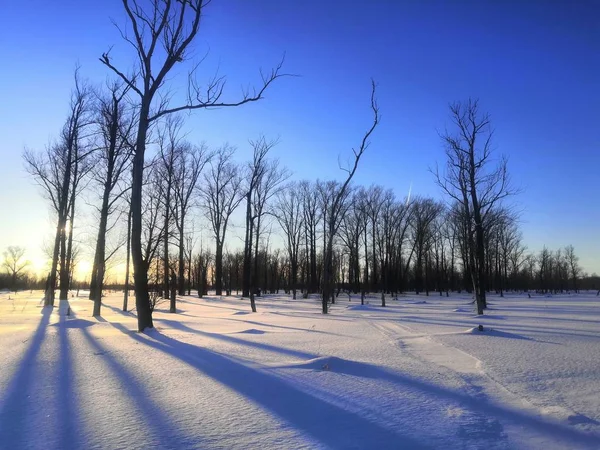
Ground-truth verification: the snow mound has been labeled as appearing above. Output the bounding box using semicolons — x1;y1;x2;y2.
234;329;266;335
453;308;468;313
464;326;532;340
232;311;250;315
285;356;349;372
466;326;485;334
408;300;427;304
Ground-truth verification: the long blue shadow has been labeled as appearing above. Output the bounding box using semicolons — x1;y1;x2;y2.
398;316;598;340
110;322;428;449
0;306;53;447
55;305;92;449
78;326;199;449
57;309;78;448
275;357;600;448
155;318;319;360
220;317;338;335
95;301;135;317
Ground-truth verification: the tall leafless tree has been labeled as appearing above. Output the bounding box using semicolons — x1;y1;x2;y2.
101;0;287;330
321;80;379;314
173;143;211;299
23;71;94;306
156;116;184;304
200;146;244;296
241;136;277;301
434;99;515;314
2;247;29;292
274;182;304;299
365;185;384;292
90;82;135;316
300;180;321;295
410;197;443;295
564;245;581;292
250;154;289;309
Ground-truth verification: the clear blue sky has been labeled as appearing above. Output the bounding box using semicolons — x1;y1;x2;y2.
1;0;598;275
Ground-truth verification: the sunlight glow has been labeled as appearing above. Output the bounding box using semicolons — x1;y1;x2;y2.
76;260;92;281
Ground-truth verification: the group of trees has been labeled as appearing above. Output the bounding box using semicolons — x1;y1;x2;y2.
1;247;32;291
180;185;587;303
23;73;94;306
19;1;595;330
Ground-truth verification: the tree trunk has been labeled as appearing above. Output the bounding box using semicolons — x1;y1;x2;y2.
187;250;192;296
169;272;177;313
123;208;132;311
291;260;297;300
322;221;335;314
92;211;108;316
253;214;261;292
310;228;317;293
163;186;171;299
132;111;153;331
242;192;252;297
215;242;224;295
59;227;69;300
178;217;186;295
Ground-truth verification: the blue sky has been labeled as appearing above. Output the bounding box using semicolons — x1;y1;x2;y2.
1;0;598;275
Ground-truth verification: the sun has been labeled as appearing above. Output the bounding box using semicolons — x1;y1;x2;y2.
76;260;92;280
30;255;50;276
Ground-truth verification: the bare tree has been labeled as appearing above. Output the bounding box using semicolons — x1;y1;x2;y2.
2;247;29;292
274;182;304;299
250;152;289;309
123;206;133;311
173;143;211;299
193;246;212;298
90;82;135;316
410;197;444;295
321;80;379;314
300;180;321;295
200;146;244;296
241;136;278;301
101;0;287;330
365;185;384;292
156;115;184;305
564;245;581;293
433;99;515;314
23;71;94;306
141;163;166;280
338;194;363;295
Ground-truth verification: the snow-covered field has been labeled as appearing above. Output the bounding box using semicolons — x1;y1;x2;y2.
0;290;599;449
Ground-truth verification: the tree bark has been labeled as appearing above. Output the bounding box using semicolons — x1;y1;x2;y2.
123;208;132;311
131;109;153;331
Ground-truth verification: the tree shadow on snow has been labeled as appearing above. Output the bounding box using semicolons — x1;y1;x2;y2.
110;322;429;449
101;301;137;316
0;306;53;447
77;325;199;448
397;316;579;342
57;305;88;448
155;318;319;360
273;357;600;448
220;317;339;336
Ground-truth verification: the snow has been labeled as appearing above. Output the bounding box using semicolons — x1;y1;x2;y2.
0;290;599;449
